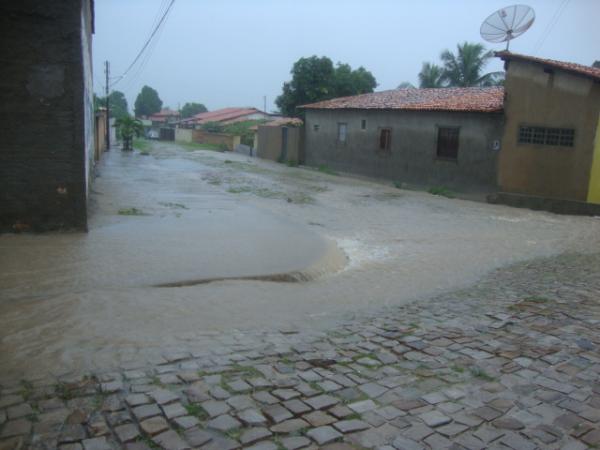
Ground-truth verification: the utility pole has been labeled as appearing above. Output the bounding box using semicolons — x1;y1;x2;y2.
263;95;267;113
105;60;110;150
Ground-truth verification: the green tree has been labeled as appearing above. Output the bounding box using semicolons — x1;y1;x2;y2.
275;56;377;117
115;115;144;151
181;102;208;118
440;42;503;87
107;91;129;119
134;85;163;117
418;63;445;88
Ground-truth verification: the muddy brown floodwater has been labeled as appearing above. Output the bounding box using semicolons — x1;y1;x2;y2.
1;141;600;379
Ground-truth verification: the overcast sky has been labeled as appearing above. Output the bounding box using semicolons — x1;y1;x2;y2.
92;0;599;113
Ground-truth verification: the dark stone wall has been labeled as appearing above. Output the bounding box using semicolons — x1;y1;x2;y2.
0;0;93;232
304;109;504;192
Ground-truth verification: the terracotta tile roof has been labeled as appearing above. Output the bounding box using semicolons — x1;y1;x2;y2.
150;108;180;118
496;51;600;81
249;117;303;131
180;107;266;125
299;87;504;113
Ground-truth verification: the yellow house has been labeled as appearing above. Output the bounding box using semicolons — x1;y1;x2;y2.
496;52;600;210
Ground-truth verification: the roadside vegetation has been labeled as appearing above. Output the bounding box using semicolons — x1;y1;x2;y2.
428;186;455;198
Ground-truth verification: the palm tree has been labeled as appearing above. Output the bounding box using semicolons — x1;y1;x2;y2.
115;115;144;151
418;63;445;88
440;42;504;87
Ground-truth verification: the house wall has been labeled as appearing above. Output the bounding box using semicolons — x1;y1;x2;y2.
191;130;241;150
95;110;108;161
175;128;193;143
256;126;303;162
0;0;94;231
588;116;600;204
304;109;503;190
498;59;600;202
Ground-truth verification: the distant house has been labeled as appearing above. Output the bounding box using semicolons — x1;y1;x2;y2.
495;52;600;210
149;108;180;126
300;87;504;191
178;107;271;129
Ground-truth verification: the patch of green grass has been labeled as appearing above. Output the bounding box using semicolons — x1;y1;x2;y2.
451;364;465;373
118;207;148;216
136;435;160;449
19;380;34;401
286;159;298;167
224;160;233;164
393;180;403;189
470;367;496;382
317;164;337;176
133;138;150;152
185;403;209;420
228;364;263;379
286;192;315;205
428;186;455;198
224;428;242;440
158;202;188;209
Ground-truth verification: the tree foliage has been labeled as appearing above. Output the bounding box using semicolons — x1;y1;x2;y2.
418;63;445;88
94;91;129;119
115;115;144;151
413;42;504;89
276;56;377;117
134;85;163;117
440;42;503;87
181;102;208;118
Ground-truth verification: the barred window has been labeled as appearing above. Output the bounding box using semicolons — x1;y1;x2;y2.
437;127;460;160
379;128;391;152
518;126;575;147
337;123;347;143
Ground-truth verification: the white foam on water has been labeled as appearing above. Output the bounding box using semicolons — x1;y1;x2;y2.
335;237;392;270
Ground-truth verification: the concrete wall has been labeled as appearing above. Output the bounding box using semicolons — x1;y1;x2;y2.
95;110;108;161
0;0;94;231
256;126;303;163
175;128;193;143
191;130;241;150
588;117;600;204
304;109;503;190
498;59;600;202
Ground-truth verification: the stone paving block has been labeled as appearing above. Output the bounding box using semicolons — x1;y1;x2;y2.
375;405;404;420
132;404;161;421
348;399;376;413
125;394;150;407
263;404;293;423
206;414;241;431
391;436;425;450
305;394;339;410
283;399;311;415
492;417;525;430
161;402;187;419
183;428;212;447
435;422;469;437
358;382;387;398
333;419;369;433
499;431;537;450
423;432;452;449
226;379;252;393
0;395;24;409
201;400;230;418
253;391;279;405
209;385;230;400
114;422;141;443
0;418;31;439
226;394;254;410
303;410;337;426
272;389;300;401
152;429;189;450
245;442;278;450
59;424;87;443
280;436;311;449
240;427;272;445
419;410;451;427
148;389;179;405
581;429;600;446
306;425;342;445
328;404;354;419
470;406;503;421
7;403;33;420
140;416;169;436
271;418;309;434
81;437;111;450
237;408;267;426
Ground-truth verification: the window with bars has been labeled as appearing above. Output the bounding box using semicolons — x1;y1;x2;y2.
437;127;460;160
337;123;347;143
518;126;575;147
361;119;367;130
379;128;391;152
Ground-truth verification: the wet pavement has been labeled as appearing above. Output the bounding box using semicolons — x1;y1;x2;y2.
1;141;600;448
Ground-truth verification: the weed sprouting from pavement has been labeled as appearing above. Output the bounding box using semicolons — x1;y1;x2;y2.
428;186;455;198
118;207;148;216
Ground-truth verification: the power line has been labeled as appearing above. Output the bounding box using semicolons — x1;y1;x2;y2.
531;0;570;55
110;0;175;88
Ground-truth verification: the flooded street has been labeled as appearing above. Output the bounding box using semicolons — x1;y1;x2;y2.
2;141;600;379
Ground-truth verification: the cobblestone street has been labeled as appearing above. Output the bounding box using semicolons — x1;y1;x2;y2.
1;252;599;449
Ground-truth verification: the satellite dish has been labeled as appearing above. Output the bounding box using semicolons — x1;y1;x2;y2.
480;4;535;51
